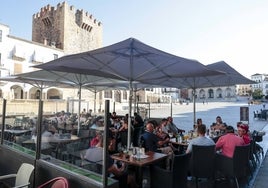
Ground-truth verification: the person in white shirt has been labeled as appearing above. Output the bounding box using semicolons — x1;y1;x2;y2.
186;124;215;153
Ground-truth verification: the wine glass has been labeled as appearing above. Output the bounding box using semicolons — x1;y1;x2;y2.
132;147;137;157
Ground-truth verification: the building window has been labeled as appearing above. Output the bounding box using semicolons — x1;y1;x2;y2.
14;63;22;74
123;91;127;100
0;30;2;42
104;90;112;98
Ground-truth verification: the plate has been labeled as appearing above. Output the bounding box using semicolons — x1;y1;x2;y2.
134;154;149;159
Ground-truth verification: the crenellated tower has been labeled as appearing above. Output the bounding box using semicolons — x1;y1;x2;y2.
32;1;102;54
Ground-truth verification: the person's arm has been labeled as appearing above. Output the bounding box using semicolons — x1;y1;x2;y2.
108;162;126;177
186;142;192;153
215;137;224;150
158;136;170;146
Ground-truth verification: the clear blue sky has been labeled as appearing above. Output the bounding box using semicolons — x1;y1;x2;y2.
1;0;268;78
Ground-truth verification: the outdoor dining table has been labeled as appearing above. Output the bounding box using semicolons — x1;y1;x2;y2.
69;148;103;173
48;134;81;158
0;129;31;141
111;151;168;187
169;138;189;154
1;129;31;135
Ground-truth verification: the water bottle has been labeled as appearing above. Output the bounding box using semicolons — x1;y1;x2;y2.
178;134;182;143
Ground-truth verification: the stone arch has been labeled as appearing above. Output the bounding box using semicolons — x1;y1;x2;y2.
225;87;232;98
47;88;62;99
10;85;24;99
29;87;42;99
216;88;223;98
208;89;214;98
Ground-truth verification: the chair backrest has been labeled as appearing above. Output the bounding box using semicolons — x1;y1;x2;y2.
233;144;250;178
191;145;216;178
38;177;69;188
119;130;128;148
15;163;35;187
172;153;191;188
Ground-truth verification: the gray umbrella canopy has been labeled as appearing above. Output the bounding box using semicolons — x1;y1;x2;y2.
33;37;224;148
0;70;123;131
141;61;255;124
33;38;221;82
205;61;256;86
30;38;226;187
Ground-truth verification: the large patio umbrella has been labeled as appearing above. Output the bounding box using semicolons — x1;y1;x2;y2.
142;61;256;124
205;61;256;86
3;70;124;130
0;71;125;178
33;37;223;149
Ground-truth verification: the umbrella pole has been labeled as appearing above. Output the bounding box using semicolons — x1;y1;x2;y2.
170;96;173;117
127;82;133;149
193;89;196;126
94;89;97;113
102;100;109;188
0;99;6;145
36;100;43;160
77;84;82;136
133;90;137;113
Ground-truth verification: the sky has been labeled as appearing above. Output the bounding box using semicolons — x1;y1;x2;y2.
1;0;268;78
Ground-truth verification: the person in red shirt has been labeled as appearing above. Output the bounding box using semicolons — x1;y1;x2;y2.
90;131;102;147
237;123;251;144
215;125;245;158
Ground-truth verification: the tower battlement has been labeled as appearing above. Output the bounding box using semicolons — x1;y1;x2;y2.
33;2;101;27
32;1;103;54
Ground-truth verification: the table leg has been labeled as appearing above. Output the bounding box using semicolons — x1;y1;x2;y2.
135;166;143;188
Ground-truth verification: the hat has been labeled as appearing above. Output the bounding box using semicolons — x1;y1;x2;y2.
239;124;249;133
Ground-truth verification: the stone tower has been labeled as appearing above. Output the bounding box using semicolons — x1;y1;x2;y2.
32;1;102;54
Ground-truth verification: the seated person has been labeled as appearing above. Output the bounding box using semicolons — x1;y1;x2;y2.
215;125;245;158
193;118;203;131
186;124;215;153
159;118;169;134
112;117;122;130
90;116;104;129
166;116;185;136
210;116;227;132
108;155;137;188
118;119;128;132
141;122;173;169
237;123;250;144
141;122;170;152
89;131;102;147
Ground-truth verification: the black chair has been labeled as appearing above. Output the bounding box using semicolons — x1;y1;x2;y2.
118;130;128;148
249;140;257;172
216;144;251;188
151;153;191;188
190;145;216;188
133;126;144;147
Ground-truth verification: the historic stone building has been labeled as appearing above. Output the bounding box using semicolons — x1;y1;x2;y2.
0;2;105;114
188;86;238;102
0;1;249;115
251;73;268;95
32;2;102;54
